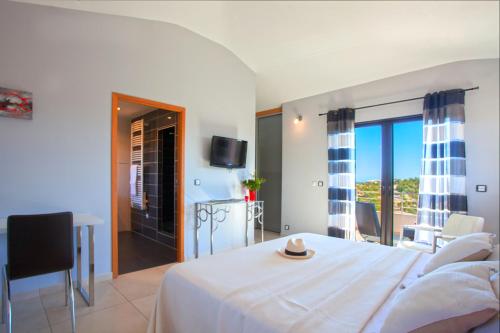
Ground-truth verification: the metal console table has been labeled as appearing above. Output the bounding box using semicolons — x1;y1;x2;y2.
194;199;264;258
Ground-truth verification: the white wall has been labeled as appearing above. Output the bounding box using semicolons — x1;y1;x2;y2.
117;115;131;232
282;59;499;238
0;1;255;294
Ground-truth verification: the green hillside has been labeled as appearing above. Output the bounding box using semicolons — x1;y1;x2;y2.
356;177;419;214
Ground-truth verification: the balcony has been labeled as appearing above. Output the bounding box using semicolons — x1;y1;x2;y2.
355;186;418;244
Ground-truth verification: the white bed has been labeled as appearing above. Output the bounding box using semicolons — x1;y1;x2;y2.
148;233;431;333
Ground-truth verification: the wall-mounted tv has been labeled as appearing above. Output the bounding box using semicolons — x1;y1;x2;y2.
210;136;247;169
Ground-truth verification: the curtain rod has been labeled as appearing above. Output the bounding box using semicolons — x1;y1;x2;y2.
318;86;479;116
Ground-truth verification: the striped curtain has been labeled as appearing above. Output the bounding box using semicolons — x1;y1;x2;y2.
327;108;356;240
417;89;467;232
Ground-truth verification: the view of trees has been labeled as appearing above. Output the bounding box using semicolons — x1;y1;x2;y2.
356;177;419;214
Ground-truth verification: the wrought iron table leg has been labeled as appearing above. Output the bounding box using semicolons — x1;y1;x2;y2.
195;203;199;259
209;205;214;255
245;202;249;247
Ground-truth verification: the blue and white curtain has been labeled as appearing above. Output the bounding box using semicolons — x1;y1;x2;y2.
327;108;356;240
417;89;467;229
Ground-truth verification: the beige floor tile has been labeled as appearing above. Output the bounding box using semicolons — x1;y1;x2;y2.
131;294;156;320
110;265;170;301
0;296;51;333
0;324;51;333
41;281;127;326
154;263;175;274
255;230;281;243
50;303;147;333
39;282;66;297
11;289;40;302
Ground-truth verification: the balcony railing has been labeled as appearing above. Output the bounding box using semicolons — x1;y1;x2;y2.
355;189;418;215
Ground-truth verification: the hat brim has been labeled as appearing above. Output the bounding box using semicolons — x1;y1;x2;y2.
277;248;315;260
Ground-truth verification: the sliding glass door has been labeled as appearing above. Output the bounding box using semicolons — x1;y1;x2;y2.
355;125;382;243
392;120;422;245
355;116;422;246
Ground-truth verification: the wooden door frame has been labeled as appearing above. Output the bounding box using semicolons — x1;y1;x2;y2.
256;107;282;118
111;92;185;278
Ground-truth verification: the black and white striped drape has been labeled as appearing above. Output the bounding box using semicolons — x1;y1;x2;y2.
417;89;468;229
327;108;356;240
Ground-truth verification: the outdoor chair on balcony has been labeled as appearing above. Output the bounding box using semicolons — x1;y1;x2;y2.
397;214;484;253
355;202;381;243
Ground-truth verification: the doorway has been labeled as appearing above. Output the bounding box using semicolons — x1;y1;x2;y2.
111;93;185;278
355;115;422;246
256;111;282;234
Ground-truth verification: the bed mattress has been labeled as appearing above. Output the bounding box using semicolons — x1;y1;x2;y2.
148;233;425;333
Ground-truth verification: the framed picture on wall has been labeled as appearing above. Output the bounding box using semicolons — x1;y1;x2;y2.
0;87;33;120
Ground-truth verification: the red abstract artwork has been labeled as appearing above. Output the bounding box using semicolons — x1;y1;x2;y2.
0;87;33;120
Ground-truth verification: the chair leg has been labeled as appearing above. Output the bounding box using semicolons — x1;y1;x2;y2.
2;265;12;333
67;270;76;333
65;270;68;306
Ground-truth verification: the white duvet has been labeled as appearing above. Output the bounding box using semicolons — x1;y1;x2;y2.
148;233;420;333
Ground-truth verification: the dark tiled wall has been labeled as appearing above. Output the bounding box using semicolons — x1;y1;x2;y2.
131;109;178;249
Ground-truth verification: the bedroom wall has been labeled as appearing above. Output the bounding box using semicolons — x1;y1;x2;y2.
282;59;499;238
0;0;255;294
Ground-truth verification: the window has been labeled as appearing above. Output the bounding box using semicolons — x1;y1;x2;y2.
355;116;422;245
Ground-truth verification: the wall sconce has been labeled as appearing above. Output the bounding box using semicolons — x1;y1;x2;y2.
294;115;303;124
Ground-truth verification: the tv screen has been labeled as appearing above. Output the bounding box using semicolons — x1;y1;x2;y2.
210;136;247;169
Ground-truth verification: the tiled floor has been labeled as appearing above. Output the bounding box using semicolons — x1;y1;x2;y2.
254;229;281;244
0;264;172;333
1;231;282;333
118;231;176;274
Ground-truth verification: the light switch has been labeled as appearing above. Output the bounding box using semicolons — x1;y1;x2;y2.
476;185;487;192
194;179;201;186
312;181;317;187
317;181;324;187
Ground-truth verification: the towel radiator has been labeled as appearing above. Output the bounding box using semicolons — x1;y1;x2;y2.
130;119;145;210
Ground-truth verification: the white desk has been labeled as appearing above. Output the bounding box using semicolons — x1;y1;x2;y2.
0;213;103;306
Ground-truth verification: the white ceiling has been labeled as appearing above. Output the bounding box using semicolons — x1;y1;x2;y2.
15;1;500;110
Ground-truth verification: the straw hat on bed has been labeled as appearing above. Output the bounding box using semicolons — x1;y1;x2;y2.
277;238;315;259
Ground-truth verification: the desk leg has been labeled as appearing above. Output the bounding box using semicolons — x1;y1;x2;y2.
76;226;82;292
76;225;95;306
88;225;95;306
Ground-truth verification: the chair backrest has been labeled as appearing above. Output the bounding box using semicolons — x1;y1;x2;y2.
7;212;74;280
442;214;485;237
355;202;381;237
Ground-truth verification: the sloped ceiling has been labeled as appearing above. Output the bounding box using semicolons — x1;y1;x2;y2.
14;1;500;110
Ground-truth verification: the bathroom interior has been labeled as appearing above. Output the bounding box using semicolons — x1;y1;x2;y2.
117;101;178;274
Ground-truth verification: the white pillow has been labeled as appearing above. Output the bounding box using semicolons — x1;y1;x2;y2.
433;260;499;278
381;264;499;333
423;233;494;274
492;272;499;299
433;261;500;300
487;244;500;261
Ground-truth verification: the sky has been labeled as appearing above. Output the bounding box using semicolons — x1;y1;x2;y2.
355;120;422;182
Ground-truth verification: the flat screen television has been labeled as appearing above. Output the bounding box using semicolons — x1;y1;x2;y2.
210;136;247;169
